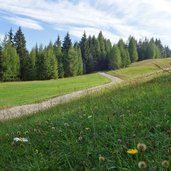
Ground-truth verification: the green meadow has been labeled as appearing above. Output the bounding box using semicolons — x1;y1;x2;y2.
0;71;171;170
0;73;110;109
108;58;171;80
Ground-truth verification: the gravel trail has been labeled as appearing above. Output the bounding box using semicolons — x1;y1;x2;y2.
0;73;122;121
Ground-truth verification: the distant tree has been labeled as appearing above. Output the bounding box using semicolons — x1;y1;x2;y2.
0;44;3;81
118;39;130;67
65;47;77;77
8;28;14;46
80;32;88;73
26;47;36;80
54;36;64;78
74;43;83;75
14;27;29;80
108;45;121;70
1;40;20;81
98;31;107;70
62;33;72;76
128;36;138;62
91;36;100;71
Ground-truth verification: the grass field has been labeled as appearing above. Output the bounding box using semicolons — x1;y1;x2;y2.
0;73;170;170
0;73;110;108
108;58;171;80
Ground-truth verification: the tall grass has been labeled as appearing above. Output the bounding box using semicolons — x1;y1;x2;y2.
0;73;170;170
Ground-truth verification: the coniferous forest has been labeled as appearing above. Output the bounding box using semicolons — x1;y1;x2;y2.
0;27;171;81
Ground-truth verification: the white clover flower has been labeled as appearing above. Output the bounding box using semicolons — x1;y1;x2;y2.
13;137;29;142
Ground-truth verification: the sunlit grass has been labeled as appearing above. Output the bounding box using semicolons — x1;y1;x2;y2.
0;73;170;170
108;58;171;80
0;73;110;108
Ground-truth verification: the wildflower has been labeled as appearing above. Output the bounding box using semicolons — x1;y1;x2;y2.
85;128;90;131
88;115;92;119
138;161;147;169
137;143;147;152
78;136;83;141
167;128;171;136
99;154;105;161
127;149;138;155
161;160;170;168
13;137;29;142
64;123;69;127
168;147;171;154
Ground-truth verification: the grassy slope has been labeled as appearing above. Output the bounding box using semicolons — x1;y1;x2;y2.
108;58;171;80
0;73;110;108
0;73;170;170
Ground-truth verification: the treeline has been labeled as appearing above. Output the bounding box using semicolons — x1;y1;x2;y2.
0;27;170;81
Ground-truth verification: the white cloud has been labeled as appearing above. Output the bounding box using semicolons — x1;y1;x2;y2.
0;34;5;42
0;0;171;46
3;16;43;30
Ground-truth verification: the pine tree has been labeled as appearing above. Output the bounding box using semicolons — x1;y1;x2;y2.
74;43;83;75
14;27;29;80
98;31;107;70
47;42;58;79
54;36;64;78
118;39;130;67
108;45;121;70
8;28;14;46
65;47;77;77
91;36;100;71
62;33;72;76
80;32;88;73
27;48;36;80
128;36;138;62
0;44;3;81
1;40;20;81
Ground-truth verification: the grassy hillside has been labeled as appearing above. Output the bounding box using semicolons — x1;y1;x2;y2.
0;73;170;170
0;73;110;108
108;58;171;80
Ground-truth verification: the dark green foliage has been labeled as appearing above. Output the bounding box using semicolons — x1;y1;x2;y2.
80;32;88;73
108;45;121;70
65;47;78;77
54;36;64;78
62;33;72;76
1;27;171;82
8;28;14;47
74;43;83;75
14;27;29;80
118;39;131;67
0;45;3;81
128;36;138;62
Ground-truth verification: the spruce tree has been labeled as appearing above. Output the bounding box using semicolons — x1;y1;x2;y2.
54;36;64;78
8;28;14;47
118;39;130;67
80;32;87;73
14;27;29;80
128;36;138;62
62;33;72;76
65;47;77;77
74;43;83;75
108;45;121;70
2;40;20;81
0;44;3;81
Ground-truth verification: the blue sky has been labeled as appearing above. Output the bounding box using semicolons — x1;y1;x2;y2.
0;0;171;50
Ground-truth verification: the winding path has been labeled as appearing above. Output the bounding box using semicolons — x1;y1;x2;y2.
0;73;122;121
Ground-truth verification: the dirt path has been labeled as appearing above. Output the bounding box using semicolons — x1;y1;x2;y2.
0;73;122;121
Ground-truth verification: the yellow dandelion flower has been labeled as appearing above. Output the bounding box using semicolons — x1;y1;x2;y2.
127;149;138;155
